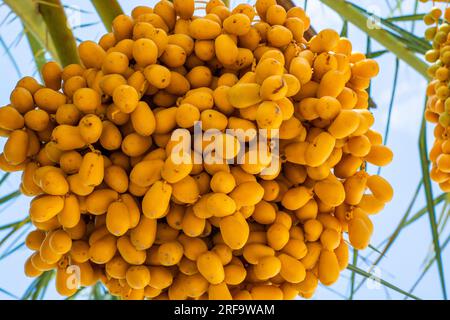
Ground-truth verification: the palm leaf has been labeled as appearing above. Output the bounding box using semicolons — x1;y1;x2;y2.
0;35;22;78
340;20;348;37
382;58;400;146
419;201;449;269
0;223;30;258
403;193;448;227
410;0;420;33
0;287;19;299
73;22;100;30
367;50;389;59
0;190;21;206
350;3;430;52
0;241;26;260
408;232;450;296
22;270;55;300
386;13;426;22
347;264;421;300
0;173;10;186
353;181;423;294
0;216;28;248
348;248;358;299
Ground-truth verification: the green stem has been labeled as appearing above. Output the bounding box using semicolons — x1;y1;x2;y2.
23;24;47;78
349;249;358;300
90;0;124;32
4;0;60;64
38;0;80;66
319;0;429;79
0;190;21;205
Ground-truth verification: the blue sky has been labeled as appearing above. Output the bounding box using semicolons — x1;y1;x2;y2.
0;0;448;300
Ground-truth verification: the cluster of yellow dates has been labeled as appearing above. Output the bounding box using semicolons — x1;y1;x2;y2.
423;4;450;191
0;0;393;300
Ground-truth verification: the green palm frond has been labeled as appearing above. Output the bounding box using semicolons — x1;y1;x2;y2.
38;0;79;66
